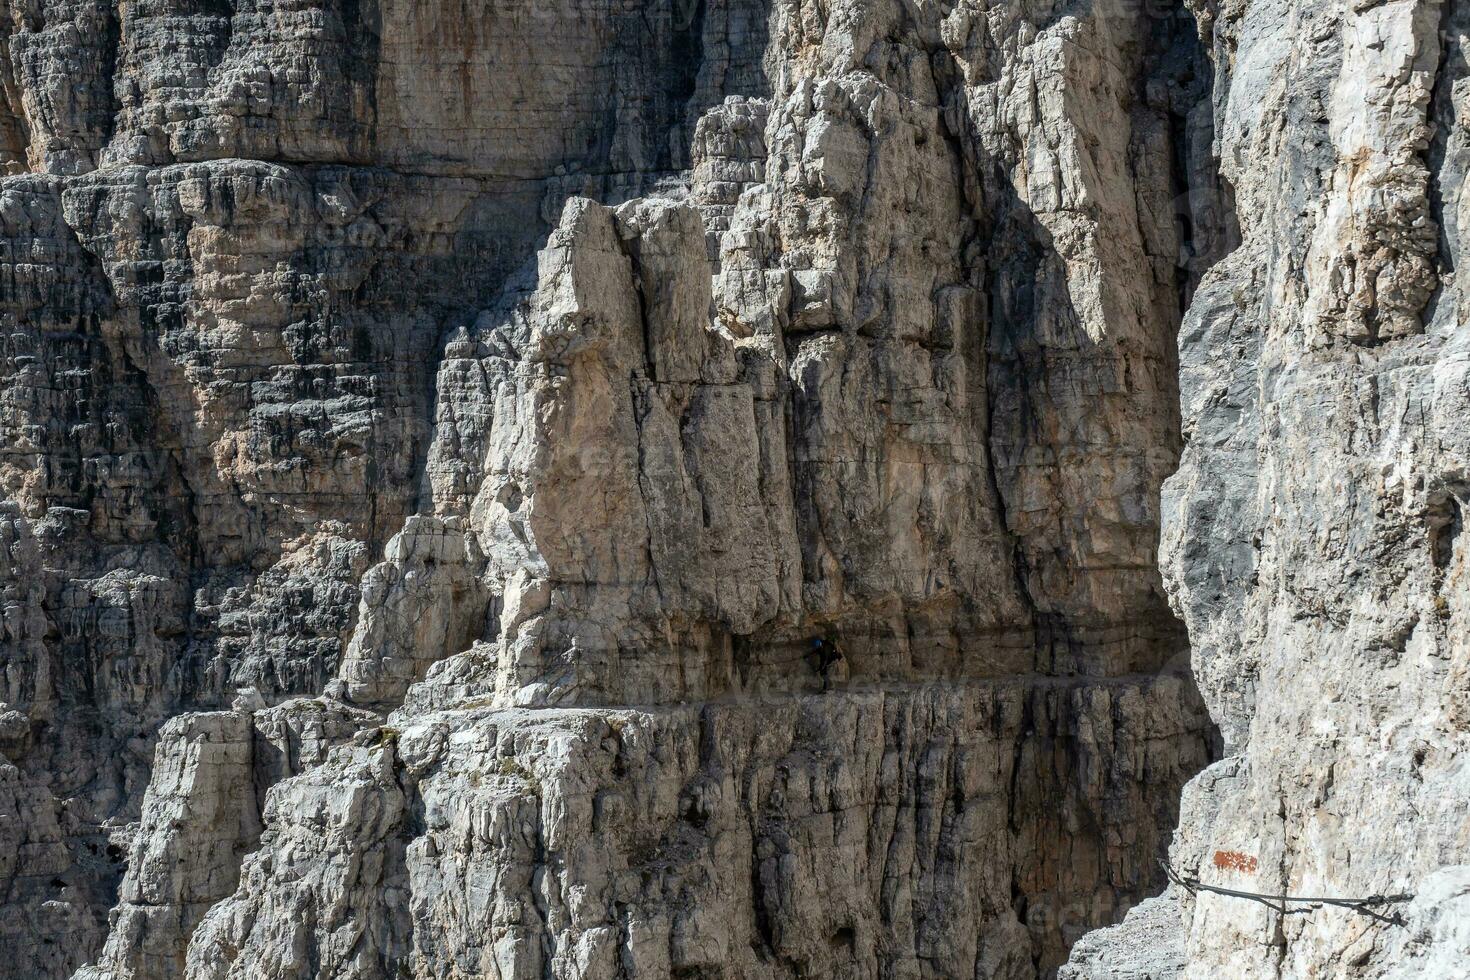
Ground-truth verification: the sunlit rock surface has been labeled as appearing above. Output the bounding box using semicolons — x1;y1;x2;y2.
13;0;1456;976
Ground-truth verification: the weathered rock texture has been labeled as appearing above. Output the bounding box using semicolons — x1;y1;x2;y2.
1065;0;1470;976
8;0;1457;976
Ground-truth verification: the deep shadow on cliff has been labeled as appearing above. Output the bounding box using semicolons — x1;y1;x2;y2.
0;1;1241;977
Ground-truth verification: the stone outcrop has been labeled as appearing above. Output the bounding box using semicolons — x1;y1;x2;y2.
74;697;375;980
1065;0;1470;975
184;679;1207;980
4;0;1462;977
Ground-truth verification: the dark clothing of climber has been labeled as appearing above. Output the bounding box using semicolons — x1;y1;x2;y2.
809;633;847;691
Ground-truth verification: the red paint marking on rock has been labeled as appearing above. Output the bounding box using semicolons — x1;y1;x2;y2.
1213;850;1258;874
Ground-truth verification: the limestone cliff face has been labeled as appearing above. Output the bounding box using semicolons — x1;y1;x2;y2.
1064;0;1470;977
4;0;1454;977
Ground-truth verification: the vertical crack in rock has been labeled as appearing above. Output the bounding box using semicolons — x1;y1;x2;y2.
2;0;1385;978
1067;0;1470;976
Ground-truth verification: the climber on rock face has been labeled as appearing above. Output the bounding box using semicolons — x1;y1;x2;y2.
809;632;848;691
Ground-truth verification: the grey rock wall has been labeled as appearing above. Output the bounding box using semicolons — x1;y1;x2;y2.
1066;0;1470;975
13;0;1452;976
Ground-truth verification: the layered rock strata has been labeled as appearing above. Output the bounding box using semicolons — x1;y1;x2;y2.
0;0;1244;977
